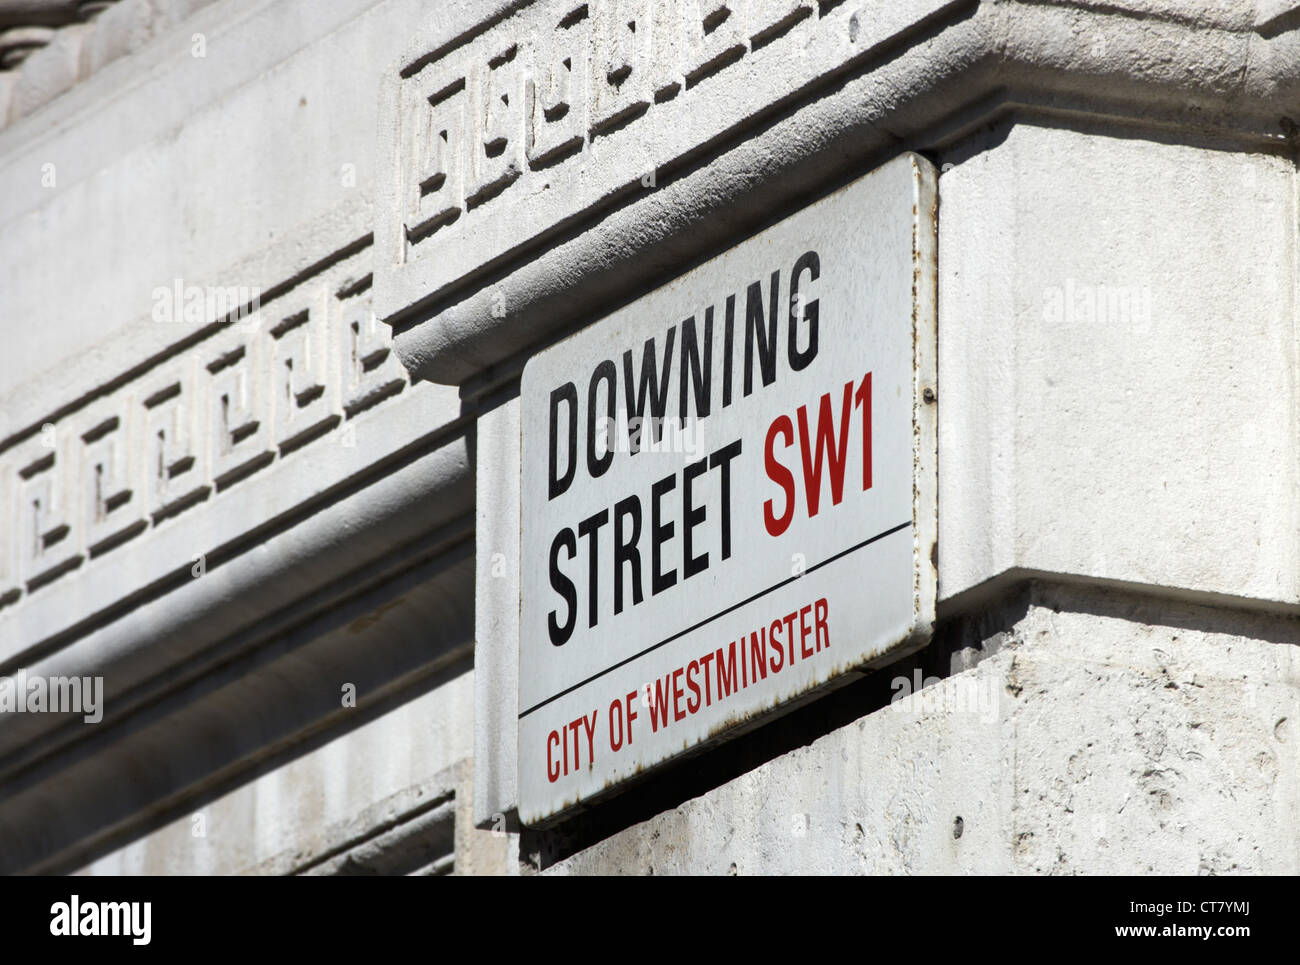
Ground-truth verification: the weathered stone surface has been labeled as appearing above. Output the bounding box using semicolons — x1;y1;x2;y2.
2;0;1299;875
76;672;512;875
547;583;1300;875
7;19;83;113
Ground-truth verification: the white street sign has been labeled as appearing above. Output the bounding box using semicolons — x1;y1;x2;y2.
518;154;938;825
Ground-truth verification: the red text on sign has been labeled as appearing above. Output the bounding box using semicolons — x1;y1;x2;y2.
763;373;872;537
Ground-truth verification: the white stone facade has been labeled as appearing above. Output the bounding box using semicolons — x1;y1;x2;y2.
1;0;1298;874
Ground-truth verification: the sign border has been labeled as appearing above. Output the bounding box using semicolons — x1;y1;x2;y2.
516;152;938;827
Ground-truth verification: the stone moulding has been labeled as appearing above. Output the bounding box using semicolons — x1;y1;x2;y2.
0;237;408;619
375;0;1300;389
2;0;1299;872
0;230;474;790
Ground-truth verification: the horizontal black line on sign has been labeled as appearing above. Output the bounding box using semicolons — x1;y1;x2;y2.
518;519;913;719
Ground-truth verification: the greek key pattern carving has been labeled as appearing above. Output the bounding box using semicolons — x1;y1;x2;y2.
400;1;820;248
0;242;406;609
377;0;885;324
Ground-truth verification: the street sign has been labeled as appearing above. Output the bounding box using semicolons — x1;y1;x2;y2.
518;153;938;825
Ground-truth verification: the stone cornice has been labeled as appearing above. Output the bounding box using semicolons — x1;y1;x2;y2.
0;223;475;872
376;0;1300;388
0;0;209;127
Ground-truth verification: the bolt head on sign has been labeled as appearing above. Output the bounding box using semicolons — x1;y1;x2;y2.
518;154;938;825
